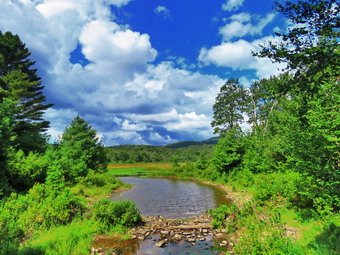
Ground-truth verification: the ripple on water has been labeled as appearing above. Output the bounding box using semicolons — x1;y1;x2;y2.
112;177;229;219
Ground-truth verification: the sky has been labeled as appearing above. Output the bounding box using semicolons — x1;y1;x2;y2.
0;0;287;146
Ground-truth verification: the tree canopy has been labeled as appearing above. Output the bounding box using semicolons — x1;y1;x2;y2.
0;31;53;153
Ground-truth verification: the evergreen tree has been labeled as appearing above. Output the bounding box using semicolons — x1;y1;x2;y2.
0;31;53;153
52;116;108;182
0;97;16;197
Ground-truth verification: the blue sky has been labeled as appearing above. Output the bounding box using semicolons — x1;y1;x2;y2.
0;0;287;145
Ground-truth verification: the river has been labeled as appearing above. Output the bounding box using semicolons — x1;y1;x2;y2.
112;177;229;219
97;177;230;254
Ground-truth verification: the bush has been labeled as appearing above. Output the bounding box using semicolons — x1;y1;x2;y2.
253;171;301;204
81;172;122;187
209;204;239;230
0;184;85;235
7;150;49;191
91;199;142;233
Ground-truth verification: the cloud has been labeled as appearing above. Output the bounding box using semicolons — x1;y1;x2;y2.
0;0;228;145
154;6;171;19
149;131;177;144
222;0;245;12
219;12;276;41
198;36;285;78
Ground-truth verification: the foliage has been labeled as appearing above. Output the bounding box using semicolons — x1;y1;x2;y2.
19;220;95;255
256;0;339;83
212;128;245;174
106;143;216;164
91;199;142;233
0;97;16;197
71;172;124;199
308;222;340;255
211;78;249;135
0;184;85;235
209;204;239;231
0;31;53;153
50;116;108;182
7;150;49;191
233;209;303;254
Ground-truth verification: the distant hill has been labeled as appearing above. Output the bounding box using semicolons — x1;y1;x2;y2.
201;137;219;144
165;137;219;149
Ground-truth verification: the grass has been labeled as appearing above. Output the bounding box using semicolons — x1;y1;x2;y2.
107;162;173;177
19;220;95;255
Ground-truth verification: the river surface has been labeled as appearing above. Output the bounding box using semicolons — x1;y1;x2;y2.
112;177;229;219
106;177;230;255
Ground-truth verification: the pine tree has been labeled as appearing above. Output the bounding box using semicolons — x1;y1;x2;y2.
52;116;108;182
0;31;53;153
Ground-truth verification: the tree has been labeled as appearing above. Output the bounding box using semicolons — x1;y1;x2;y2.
211;78;249;135
212;128;245;175
51;116;108;182
256;0;339;91
0;31;53;153
0;97;16;197
253;0;340;210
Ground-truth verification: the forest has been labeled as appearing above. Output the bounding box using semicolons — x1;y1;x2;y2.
0;0;339;254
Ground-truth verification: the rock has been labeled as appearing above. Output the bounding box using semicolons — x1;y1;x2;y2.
174;234;182;239
187;237;196;242
222;240;228;244
160;230;169;235
138;236;145;240
155;240;167;247
131;235;137;239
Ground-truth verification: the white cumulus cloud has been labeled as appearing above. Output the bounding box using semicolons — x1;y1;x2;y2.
198;37;285;78
219;12;276;41
222;0;245;12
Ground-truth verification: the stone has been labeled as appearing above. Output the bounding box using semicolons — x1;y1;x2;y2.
187;237;196;242
160;230;169;235
155;240;167;247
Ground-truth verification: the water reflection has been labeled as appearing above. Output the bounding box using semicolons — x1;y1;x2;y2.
112;177;229;219
94;234;225;255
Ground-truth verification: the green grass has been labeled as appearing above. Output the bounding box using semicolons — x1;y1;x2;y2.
20;220;95;255
107;163;173;177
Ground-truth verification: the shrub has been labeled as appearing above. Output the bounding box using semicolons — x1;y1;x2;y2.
209;204;239;230
0;184;85;235
7;150;49;191
91;199;142;232
253;171;301;204
82;172;122;187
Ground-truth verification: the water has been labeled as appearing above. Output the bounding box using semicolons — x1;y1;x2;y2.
106;177;230;254
112;177;229;219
